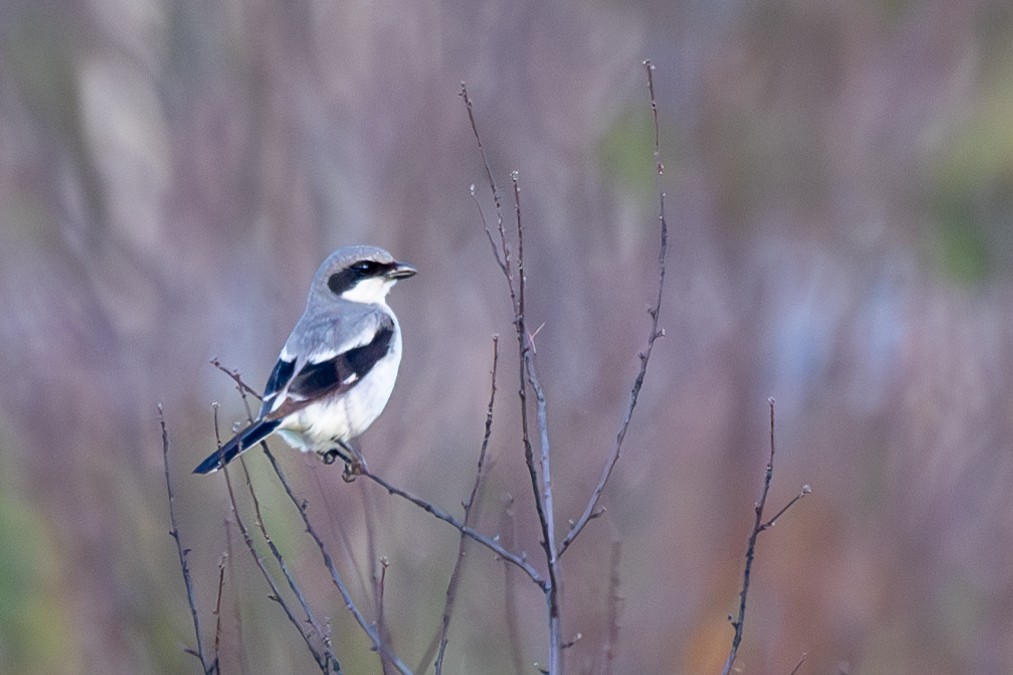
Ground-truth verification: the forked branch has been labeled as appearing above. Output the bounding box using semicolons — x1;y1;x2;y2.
721;399;811;675
461;82;565;674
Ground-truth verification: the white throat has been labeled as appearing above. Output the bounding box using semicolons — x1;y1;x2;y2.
341;277;394;304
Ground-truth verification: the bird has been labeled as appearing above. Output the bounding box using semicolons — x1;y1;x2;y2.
194;245;416;474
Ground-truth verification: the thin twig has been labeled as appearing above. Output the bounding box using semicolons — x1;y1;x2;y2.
212;399;337;673
558;59;669;557
357;465;544;587
462;88;550;580
222;516;249;673
788;651;808;675
213;554;226;667
512;172;564;674
601;540;623;675
460;84;509;276
214;362;532;672
317;470;375;621
462;82;565;672
461;90;529;529
217;368;376;673
470;185;509;276
376;556;391;675
499;495;526;675
220;455;334;673
258;444;414;675
238;452;339;671
211;357;263;401
361;483;393;675
721;399;810;675
160;404;217;674
430;336;500;675
762;485;812;530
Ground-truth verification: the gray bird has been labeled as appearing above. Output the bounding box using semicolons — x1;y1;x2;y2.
194;245;416;474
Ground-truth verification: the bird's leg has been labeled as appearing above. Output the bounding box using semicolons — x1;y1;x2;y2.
318;440;366;481
342;440;366;466
319;445;352;466
335;440;368;482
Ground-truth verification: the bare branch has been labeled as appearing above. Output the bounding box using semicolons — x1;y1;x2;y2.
212;359;535;672
362;489;393;675
602;540;623;674
214;366;400;672
430;335;500;675
160;404;218;674
721;399;809;675
559;58;670;557
258;444;413;675
237;451;339;671
212;385;341;673
470;185;509;276
462;83;564;672
460;84;504;221
357;465;544;587
762;484;812;531
788;652;808;675
376;556;391;675
212;554;226;668
210;357;263;401
511;171;564;674
192;65;677;675
220;454;336;673
499;495;527;675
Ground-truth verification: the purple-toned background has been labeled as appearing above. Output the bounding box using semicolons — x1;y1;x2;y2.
2;1;1012;672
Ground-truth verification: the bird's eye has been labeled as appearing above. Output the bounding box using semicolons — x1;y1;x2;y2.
352;261;380;275
328;260;384;295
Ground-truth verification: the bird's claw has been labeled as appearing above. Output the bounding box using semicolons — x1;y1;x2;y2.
342;458;366;482
320;448;343;465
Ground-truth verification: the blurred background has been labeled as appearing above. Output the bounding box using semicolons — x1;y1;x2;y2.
2;0;1013;673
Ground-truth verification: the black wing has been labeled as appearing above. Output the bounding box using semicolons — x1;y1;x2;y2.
258;356;296;418
267;315;395;420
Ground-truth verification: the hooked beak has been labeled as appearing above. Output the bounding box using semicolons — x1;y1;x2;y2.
386;261;417;280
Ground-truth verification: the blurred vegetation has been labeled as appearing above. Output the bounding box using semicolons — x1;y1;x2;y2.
929;82;1013;284
597;107;658;198
0;449;72;673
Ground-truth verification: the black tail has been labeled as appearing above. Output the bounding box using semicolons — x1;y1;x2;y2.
193;419;282;474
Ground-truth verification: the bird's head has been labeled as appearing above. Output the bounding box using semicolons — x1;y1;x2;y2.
311;245;416;306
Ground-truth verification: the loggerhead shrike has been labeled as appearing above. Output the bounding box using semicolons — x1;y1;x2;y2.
194;245;416;474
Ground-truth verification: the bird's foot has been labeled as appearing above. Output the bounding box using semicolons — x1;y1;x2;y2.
341;461;362;483
320;441;366;482
340;440;368;481
319;447;350;466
